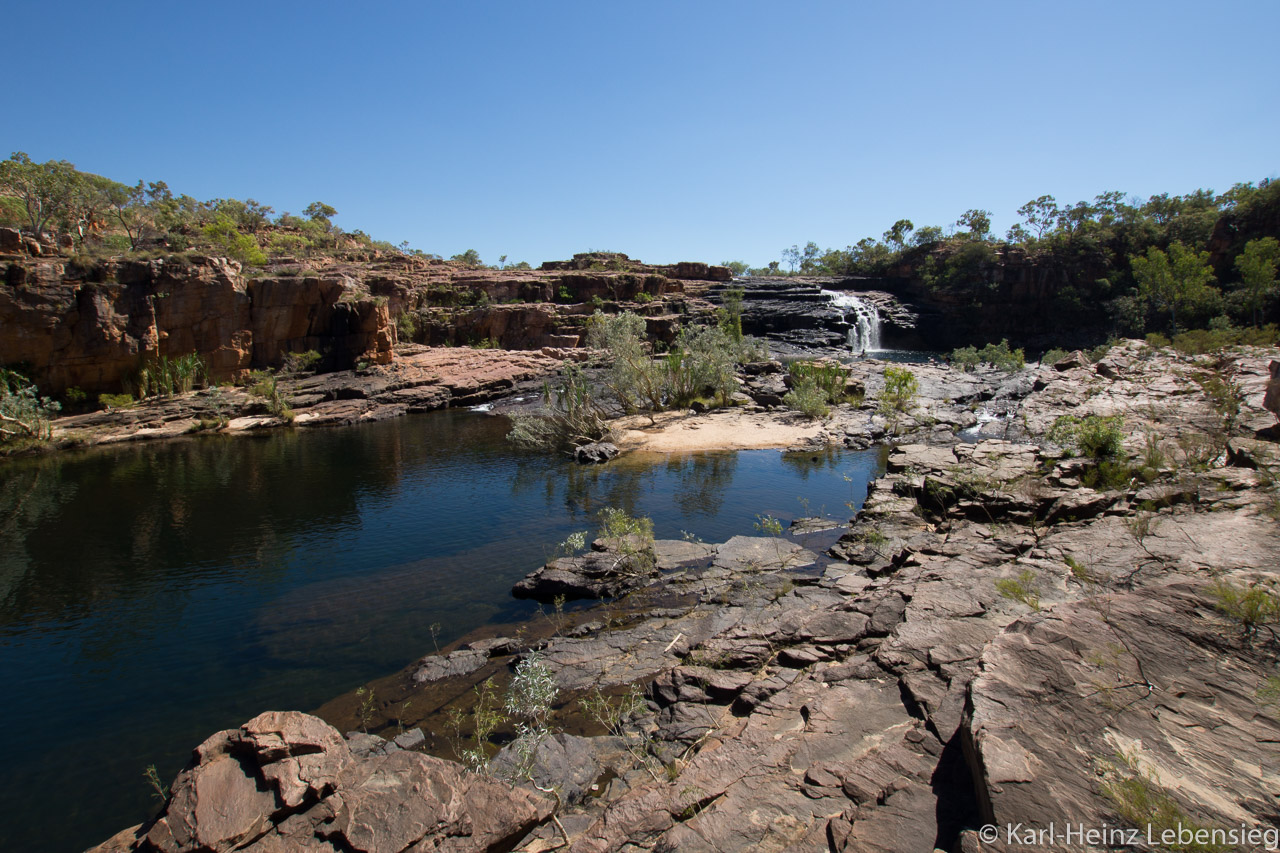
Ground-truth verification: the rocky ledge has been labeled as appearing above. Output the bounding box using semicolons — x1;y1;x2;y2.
44;346;575;449
92;342;1280;852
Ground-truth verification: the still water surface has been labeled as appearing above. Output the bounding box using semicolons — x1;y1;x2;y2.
0;410;884;851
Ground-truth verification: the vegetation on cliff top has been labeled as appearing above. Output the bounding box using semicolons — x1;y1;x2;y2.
0;151;529;270
762;179;1279;340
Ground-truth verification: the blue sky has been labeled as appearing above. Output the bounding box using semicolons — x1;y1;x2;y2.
6;0;1277;267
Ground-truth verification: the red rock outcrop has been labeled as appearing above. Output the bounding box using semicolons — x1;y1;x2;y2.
0;255;392;394
89;711;553;853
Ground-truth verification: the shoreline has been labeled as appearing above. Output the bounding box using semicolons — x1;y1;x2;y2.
84;341;1280;852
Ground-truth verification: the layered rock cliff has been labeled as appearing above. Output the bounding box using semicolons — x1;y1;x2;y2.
0;238;729;397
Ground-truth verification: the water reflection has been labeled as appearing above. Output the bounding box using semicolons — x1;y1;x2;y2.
0;411;883;852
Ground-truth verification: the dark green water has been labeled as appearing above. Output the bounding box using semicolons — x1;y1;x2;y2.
0;410;883;852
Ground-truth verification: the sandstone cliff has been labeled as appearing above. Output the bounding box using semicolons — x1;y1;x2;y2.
1;239;728;398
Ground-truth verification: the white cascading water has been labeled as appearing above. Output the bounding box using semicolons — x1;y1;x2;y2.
822;290;882;352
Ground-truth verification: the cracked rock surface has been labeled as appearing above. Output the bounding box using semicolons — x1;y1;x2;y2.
92;342;1280;852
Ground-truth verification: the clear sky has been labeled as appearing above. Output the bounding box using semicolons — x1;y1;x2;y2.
6;0;1277;268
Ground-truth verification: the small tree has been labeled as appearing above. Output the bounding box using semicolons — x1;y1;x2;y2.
882;219;914;249
106;180;150;249
877;366;918;414
1235;237;1279;327
451;249;483;267
781;244;801;273
1130;241;1217;334
303;201;337;228
1017;194;1059;239
957;209;992;241
588;311;665;414
0;152;81;235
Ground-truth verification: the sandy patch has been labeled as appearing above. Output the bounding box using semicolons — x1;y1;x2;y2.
613;408;825;453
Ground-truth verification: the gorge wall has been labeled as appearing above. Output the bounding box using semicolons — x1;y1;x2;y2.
0;238;730;395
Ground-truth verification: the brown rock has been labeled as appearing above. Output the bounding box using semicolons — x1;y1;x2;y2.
322;750;552;852
1264;359;1280;421
146;741;278;852
0;226;21;253
967;582;1280;848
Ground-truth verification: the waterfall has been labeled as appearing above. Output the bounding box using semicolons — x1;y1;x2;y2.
822;290;882;352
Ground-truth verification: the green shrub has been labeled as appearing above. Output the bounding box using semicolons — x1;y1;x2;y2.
784;376;830;419
101;233;133;252
1145;332;1172;348
1209;579;1279;639
500;651;559;782
248;370;294;422
201;215;266;266
396;311;418;342
1;369;61;442
995;569;1041;611
877;366;918;414
1082;459;1139;490
98;392;135;411
507;362;613;453
789;359;851;404
1048;414;1125;460
951;340;1024;371
596;506;657;576
634;291;653;304
267;233;312;258
980;339;1025;370
716;287;744;342
1040;348;1070;365
1179;324;1279;353
282;349;322;375
950;346;981;371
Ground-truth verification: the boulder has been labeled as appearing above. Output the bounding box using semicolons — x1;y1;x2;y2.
513;545;657;602
99;713;552;852
574;442;619;464
1264;359;1280;421
0;226;21;253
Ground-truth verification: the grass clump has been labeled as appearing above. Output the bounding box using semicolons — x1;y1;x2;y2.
248;370;294;422
995;569;1041;611
1101;751;1227;852
1209;578;1279;640
133;353;207;399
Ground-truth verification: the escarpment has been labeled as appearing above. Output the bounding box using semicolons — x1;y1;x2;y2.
0;241;730;397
